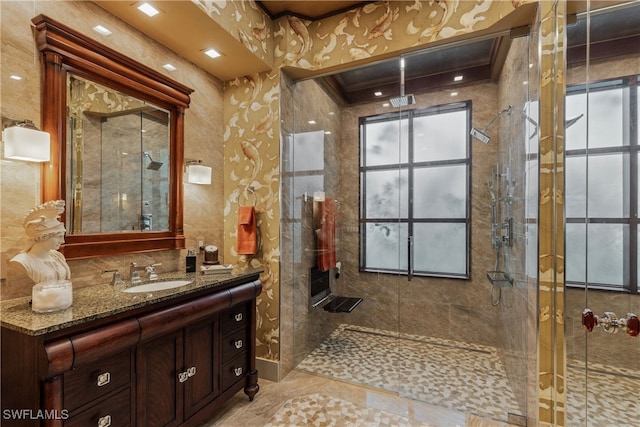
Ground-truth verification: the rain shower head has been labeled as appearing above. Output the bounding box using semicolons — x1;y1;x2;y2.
144;152;163;170
470;128;491;144
470;106;513;144
390;94;416;108
389;57;416;108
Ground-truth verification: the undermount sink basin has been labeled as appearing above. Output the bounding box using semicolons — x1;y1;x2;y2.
123;280;193;293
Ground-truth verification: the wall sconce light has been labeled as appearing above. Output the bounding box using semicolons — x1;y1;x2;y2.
2;120;51;162
185;160;212;185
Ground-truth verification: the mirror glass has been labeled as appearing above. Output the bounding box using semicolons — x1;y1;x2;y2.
35;14;192;260
66;74;170;234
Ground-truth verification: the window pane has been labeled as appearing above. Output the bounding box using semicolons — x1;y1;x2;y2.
414;165;467;218
364;222;408;270
363;118;408;166
566;154;628;218
414;110;467;162
525;159;538;219
413;223;466;274
364;169;408;218
565;156;586;218
566;88;624;150
524;100;539;155
566;223;627;288
566;224;586;283
526;224;538;280
291;130;325;171
588;154;628;218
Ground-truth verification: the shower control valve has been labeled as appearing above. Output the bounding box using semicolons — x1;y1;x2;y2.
582;309;639;337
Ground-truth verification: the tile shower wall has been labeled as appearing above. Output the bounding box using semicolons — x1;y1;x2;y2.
1;1;224;298
280;73;343;373
338;84;501;347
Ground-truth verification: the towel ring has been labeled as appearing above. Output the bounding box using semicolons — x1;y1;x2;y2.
238;187;257;207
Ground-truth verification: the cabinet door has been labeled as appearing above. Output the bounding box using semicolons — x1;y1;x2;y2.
183;318;218;419
137;331;183;427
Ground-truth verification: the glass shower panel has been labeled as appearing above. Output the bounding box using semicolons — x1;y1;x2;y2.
566;3;640;425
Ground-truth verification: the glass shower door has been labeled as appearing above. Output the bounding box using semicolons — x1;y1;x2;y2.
565;3;640;425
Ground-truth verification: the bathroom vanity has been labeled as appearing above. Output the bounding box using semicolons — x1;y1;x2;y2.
0;270;262;426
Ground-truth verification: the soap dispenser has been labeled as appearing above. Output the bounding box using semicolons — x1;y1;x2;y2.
186;249;197;273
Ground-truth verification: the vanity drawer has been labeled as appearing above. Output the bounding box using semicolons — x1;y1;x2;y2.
221;303;249;335
222;329;248;362
64;350;132;411
65;387;131;427
220;357;248;391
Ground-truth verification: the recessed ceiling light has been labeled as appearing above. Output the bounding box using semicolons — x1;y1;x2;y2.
374;91;383;97
324;131;332;135
382;102;390;108
523;81;529;85
307;120;316;125
204;48;221;59
450;92;458;97
93;25;112;36
454;75;463;82
138;3;159;17
10;75;22;81
328;112;335;116
163;63;177;71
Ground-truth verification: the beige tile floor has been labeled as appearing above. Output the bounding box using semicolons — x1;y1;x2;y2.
201;370;513;427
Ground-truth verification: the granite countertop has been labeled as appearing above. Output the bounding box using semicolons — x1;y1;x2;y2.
0;269;262;336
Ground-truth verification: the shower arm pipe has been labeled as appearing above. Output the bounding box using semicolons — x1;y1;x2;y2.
481;106;512;133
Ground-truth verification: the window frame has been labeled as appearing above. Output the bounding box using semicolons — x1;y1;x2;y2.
359;101;472;279
565;75;639;293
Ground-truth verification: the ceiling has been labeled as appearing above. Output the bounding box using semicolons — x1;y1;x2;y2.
256;1;370;20
94;1;639;106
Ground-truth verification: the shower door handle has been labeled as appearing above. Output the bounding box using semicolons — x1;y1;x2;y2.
407;236;413;281
582;309;639;337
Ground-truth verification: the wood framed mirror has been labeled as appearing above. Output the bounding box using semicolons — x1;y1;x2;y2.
33;15;193;260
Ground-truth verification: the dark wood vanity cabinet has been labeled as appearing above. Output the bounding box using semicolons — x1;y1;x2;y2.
1;277;261;427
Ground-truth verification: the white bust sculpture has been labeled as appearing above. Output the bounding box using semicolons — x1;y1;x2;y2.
9;200;71;285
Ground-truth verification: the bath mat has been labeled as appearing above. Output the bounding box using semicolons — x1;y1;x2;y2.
264;393;431;427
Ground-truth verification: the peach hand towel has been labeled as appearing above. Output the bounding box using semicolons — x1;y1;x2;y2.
317;198;336;272
237;206;257;255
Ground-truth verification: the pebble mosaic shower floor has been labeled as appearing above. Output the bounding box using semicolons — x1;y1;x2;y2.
296;324;640;426
296;324;521;422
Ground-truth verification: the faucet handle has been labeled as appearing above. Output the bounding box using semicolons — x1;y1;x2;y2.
102;269;122;286
146;263;161;281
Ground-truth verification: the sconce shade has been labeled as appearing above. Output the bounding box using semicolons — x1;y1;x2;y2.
187;163;212;185
3;125;51;162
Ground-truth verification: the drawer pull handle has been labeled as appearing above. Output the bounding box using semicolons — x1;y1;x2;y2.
98;414;111;427
234;367;243;377
96;372;111;387
178;371;189;383
187;366;197;377
234;339;243;349
234;313;243;322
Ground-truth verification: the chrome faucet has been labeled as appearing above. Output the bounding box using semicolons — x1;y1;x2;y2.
145;264;161;281
102;269;122;286
130;262;161;285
